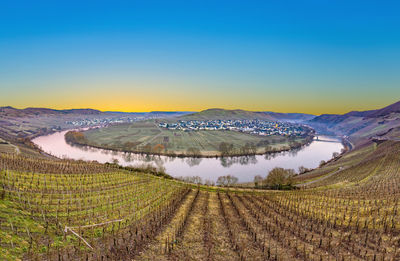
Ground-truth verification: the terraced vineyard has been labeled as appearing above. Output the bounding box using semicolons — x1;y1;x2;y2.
1;140;400;260
0;154;190;260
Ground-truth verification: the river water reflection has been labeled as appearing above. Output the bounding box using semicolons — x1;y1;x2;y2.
33;131;343;182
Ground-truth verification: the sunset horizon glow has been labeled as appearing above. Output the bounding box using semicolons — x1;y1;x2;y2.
1;1;399;115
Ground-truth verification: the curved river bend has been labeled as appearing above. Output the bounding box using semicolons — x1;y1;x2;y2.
32;131;343;183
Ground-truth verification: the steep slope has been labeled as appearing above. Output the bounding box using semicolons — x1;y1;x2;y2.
340;100;400;118
366;100;400;117
309;100;400;143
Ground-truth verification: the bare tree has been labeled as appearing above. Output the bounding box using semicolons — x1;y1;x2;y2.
319;160;326;167
186;147;201;157
298;166;311;174
204;179;215;186
216;176;227;186
217;175;238;186
254;175;263;188
226;175;238;186
219;142;234;156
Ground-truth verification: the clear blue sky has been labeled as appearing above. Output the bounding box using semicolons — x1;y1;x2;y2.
1;0;399;114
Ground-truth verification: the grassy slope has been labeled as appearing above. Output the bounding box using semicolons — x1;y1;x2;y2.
295;142;375;184
299;108;400;186
294;138;400;191
82;121;300;156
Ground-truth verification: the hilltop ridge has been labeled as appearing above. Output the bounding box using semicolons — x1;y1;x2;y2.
0;106;194;118
181;108;315;122
309;100;400;144
0;106;102;117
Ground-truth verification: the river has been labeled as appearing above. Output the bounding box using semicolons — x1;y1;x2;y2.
32;130;343;183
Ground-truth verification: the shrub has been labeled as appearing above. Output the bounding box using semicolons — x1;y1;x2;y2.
263;167;295;190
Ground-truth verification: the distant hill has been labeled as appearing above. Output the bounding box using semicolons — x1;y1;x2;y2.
181;108;315;122
309;100;400;143
105;111;194;118
0;106;194;118
147;111;195;118
339;101;400;118
181;109;270;120
311;100;400;125
264;112;316;122
0;106;195;143
0;106;103;117
362;100;400;117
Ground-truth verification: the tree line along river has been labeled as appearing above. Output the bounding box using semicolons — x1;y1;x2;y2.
32;130;343;183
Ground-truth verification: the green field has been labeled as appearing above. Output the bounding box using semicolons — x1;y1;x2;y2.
80;121;306;156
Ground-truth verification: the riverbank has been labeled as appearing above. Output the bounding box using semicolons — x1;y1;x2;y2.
65;130;315;158
65;121;315;158
32;130;343;183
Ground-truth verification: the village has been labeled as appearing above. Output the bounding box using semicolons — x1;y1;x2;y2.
65;117;138;127
159;119;313;137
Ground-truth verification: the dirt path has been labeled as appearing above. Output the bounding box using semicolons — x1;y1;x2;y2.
135;191;241;261
169;191;209;260
134;189;198;260
12;144;20;154
137;121;164;148
297;167;344;187
218;192;265;260
206;192;239;261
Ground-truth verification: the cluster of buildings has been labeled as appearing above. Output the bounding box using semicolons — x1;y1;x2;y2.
65;112;185;127
159;119;312;137
65;117;140;127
